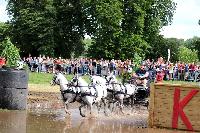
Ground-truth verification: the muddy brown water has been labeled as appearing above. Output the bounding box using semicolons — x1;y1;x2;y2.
0;91;187;133
0;107;187;133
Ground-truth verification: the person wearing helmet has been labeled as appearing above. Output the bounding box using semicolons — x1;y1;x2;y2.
132;62;149;88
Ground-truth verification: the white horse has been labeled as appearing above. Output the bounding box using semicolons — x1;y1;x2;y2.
50;72;81;115
71;75;107;117
90;75;111;114
105;72;137;112
90;75;107;85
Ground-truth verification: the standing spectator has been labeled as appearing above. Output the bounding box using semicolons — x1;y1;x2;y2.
37;55;43;72
169;63;174;80
33;57;38;72
91;59;97;75
178;62;184;80
183;63;188;80
41;56;47;73
109;59;115;74
101;60;108;76
73;59;78;75
155;69;165;83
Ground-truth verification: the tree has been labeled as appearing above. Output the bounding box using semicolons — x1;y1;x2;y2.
184;37;200;60
53;0;85;58
7;0;85;58
0;22;10;42
146;37;183;62
1;37;20;67
86;0;124;59
6;0;176;59
7;0;56;57
178;46;198;63
86;0;176;60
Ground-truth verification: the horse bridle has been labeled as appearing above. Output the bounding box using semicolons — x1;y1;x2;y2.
51;75;58;85
72;77;95;88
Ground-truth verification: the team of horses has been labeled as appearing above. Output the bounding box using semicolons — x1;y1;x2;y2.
50;72;149;117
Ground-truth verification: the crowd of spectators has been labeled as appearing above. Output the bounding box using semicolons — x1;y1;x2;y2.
23;55;200;82
23;55;133;76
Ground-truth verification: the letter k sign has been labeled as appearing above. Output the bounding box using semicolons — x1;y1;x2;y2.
172;88;199;131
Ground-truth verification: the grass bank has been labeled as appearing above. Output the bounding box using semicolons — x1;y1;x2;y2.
28;72;90;92
28;72;91;84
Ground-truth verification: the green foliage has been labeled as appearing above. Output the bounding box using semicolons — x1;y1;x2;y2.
7;0;56;57
133;52;144;70
178;46;198;63
82;38;93;56
6;0;176;59
184;37;200;60
1;37;20;67
0;22;10;43
53;0;85;58
86;0;124;59
121;72;132;84
146;36;183;62
86;0;176;59
7;0;85;58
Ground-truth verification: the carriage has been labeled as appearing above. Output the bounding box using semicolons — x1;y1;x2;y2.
126;78;150;108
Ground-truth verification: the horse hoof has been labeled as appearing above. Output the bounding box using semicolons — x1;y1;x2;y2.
80;114;86;117
65;111;71;115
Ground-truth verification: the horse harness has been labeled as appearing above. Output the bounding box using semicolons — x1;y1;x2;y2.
61;89;80;103
73;79;97;97
106;82;135;97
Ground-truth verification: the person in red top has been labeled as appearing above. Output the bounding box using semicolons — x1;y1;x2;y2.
155;68;165;83
189;62;195;78
54;57;64;72
178;62;185;80
0;57;6;68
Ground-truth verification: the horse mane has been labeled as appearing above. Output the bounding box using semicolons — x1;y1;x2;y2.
57;73;68;84
107;74;120;84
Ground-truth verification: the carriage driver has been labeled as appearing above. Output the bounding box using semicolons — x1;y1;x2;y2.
132;62;149;88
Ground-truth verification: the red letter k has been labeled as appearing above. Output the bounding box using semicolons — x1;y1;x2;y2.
172;88;198;131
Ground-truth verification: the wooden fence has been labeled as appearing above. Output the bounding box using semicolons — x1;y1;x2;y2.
149;83;200;131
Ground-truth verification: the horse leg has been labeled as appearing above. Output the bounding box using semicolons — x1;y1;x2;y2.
95;101;101;114
88;102;93;116
64;101;71;115
130;95;135;108
111;101;117;113
102;99;108;116
119;98;124;115
79;104;86;117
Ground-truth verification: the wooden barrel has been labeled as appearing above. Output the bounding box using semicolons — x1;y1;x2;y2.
0;68;29;110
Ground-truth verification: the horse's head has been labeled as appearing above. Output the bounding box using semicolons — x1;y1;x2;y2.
70;75;79;87
50;73;60;85
50;73;68;86
106;74;118;84
91;75;107;86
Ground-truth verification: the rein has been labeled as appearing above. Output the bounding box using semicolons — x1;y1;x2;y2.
75;85;95;88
